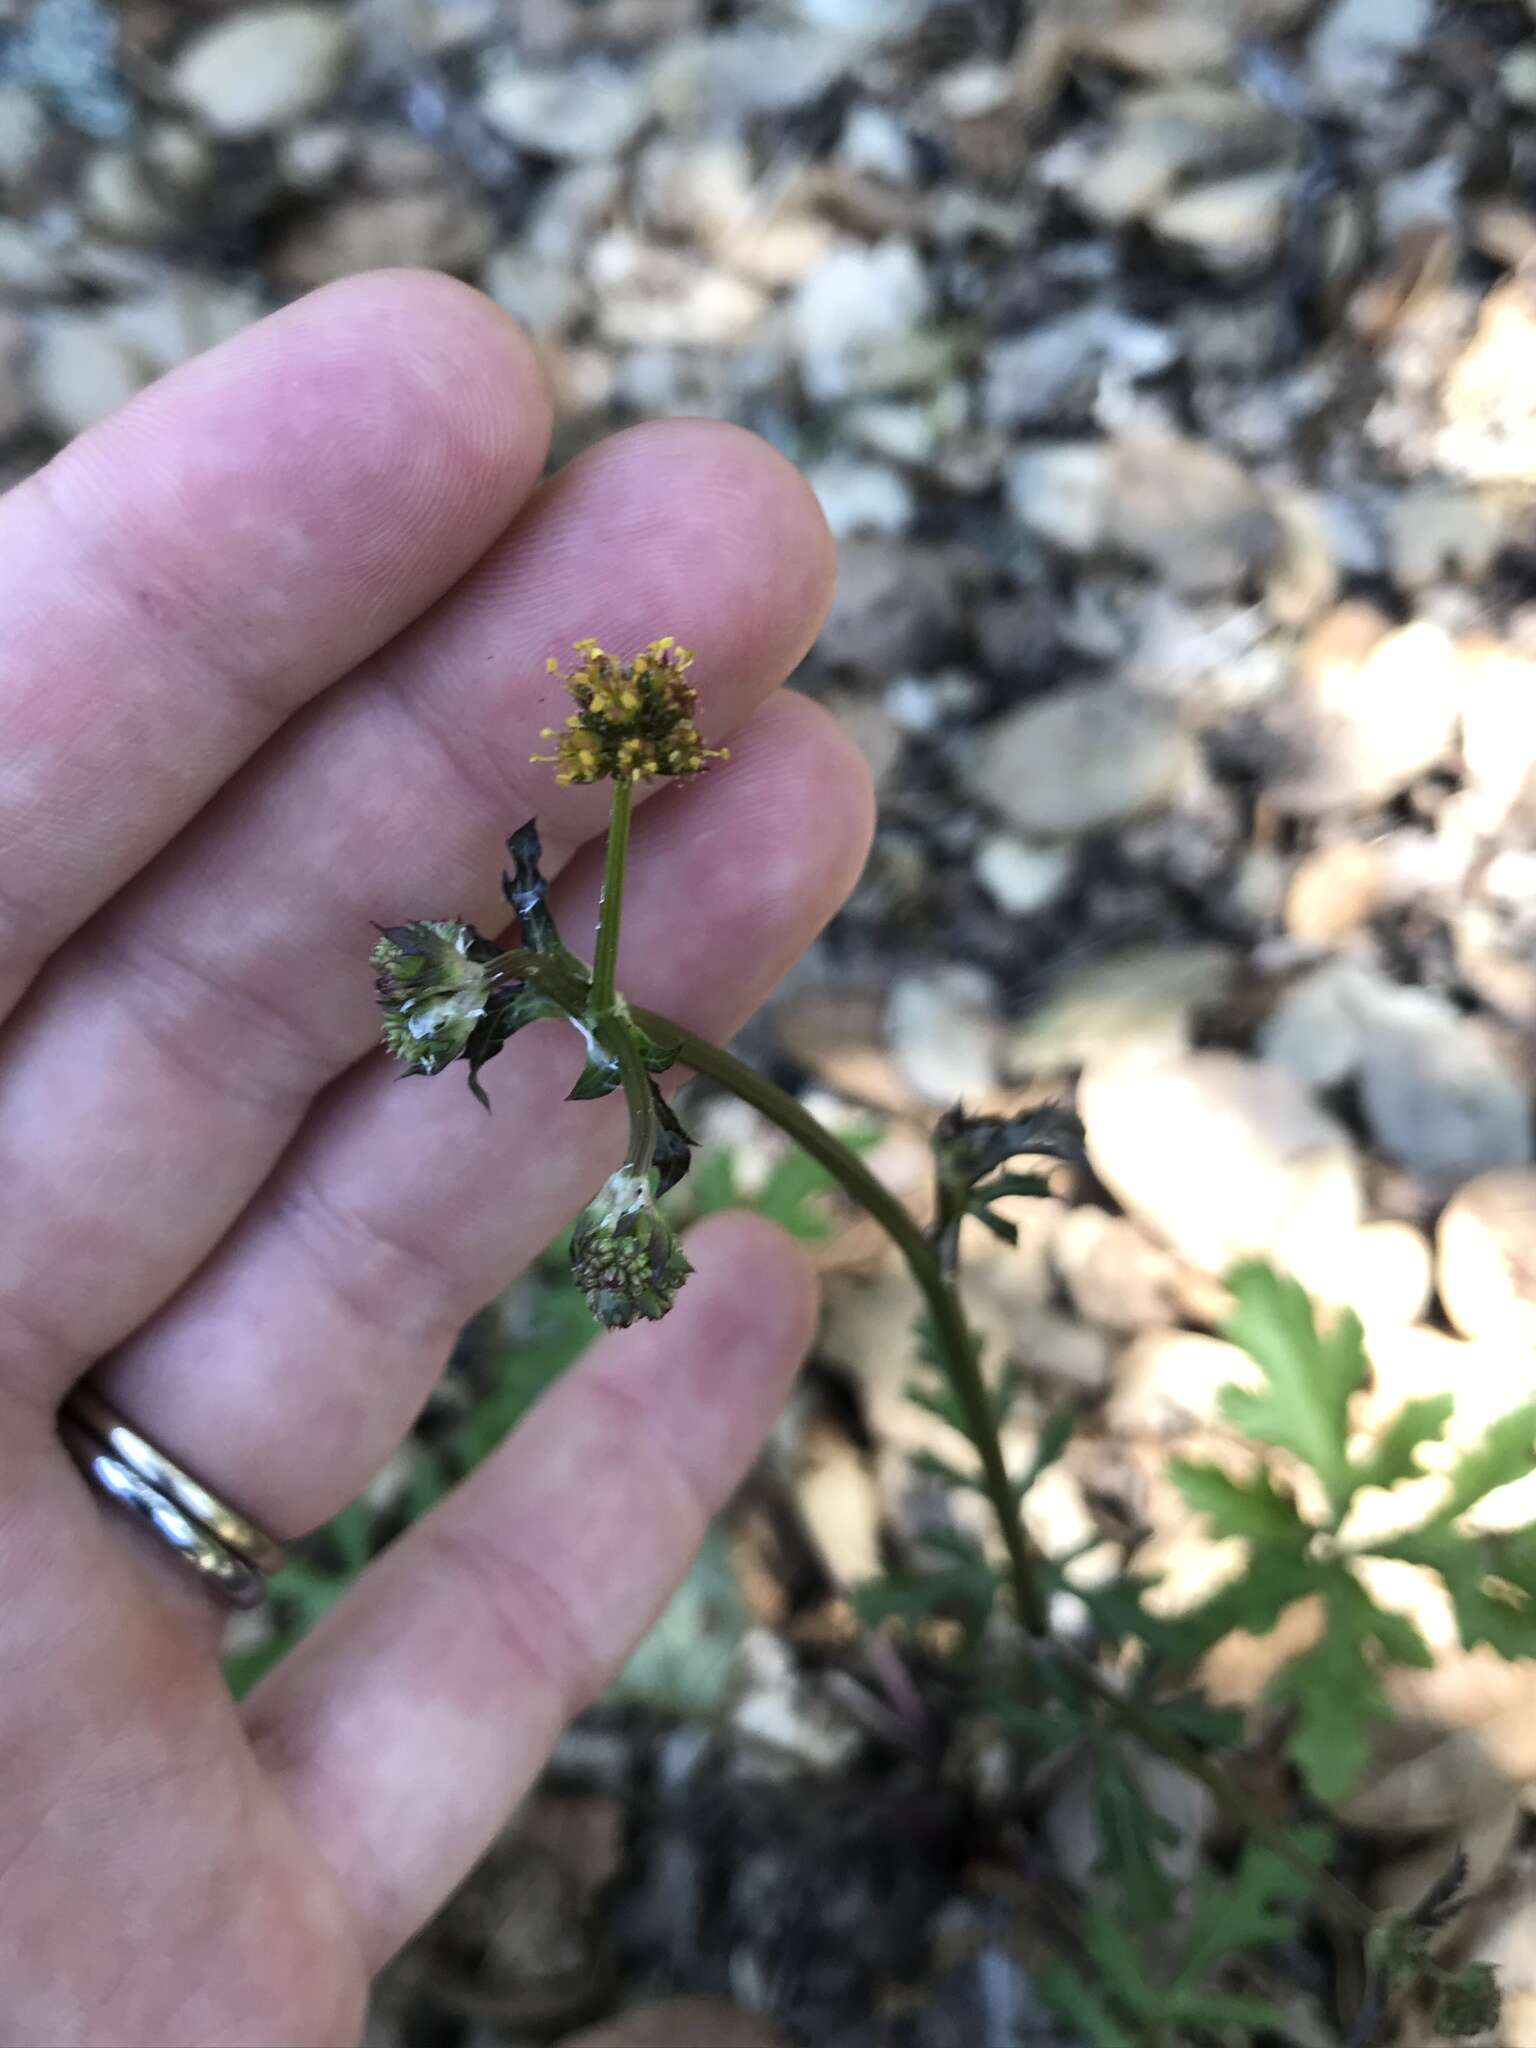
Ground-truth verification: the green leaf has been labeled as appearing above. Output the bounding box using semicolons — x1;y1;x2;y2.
1094;1743;1179;1927
1176;1827;1332;1982
463;982;564;1107
1390;1524;1536;1660
1268;1571;1430;1802
910;1447;984;1492
1171;1458;1310;1543
965;1202;1018;1246
852;1562;998;1633
502;819;562;953
1035;1962;1141;2048
1440;1400;1536;1521
1351;1395;1454;1494
650;1085;694;1195
1176;1538;1320;1652
1219;1262;1366;1521
1014;1407;1076;1501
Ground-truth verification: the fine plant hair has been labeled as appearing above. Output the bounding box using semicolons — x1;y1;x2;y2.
371;640;1533;2046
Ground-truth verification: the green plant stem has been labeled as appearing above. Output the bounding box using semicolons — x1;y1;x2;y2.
631;1007;1048;1636
591;777;633;1013
504;955;1377;1943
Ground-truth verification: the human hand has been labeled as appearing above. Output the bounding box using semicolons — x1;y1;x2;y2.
0;271;873;2047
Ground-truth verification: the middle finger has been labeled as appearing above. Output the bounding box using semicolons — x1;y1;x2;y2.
0;421;833;1413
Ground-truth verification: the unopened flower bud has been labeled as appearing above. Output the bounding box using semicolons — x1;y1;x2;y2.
570;1167;692;1327
372;920;495;1076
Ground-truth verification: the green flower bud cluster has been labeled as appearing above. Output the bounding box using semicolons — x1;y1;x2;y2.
570;1168;693;1329
371;920;494;1077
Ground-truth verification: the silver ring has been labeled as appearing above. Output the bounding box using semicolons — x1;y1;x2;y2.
61;1389;286;1607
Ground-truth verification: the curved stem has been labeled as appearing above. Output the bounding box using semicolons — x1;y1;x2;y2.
632;1008;1048;1636
498;948;1375;1943
631;1005;1374;1939
591;778;633;1013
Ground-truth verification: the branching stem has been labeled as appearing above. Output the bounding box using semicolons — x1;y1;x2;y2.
500;947;1377;1947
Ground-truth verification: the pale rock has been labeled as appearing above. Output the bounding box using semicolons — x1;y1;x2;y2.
272;190;496;289
973;835;1074;917
1008;945;1234;1074
1004;441;1113;553
143;123;214;201
1266;608;1460;813
1107;427;1279;594
822;692;903;793
482;248;584;337
172;5;352;138
1266;489;1340;627
651;26;859;124
884;669;982;733
1079;1050;1363;1289
790;239;932;403
1013;1307;1114;1394
1107;1328;1256;1436
807;457;913;538
1284;840;1387;945
1058;85;1293;227
966;682;1195;838
479;58;650;160
0;220;61;294
1122;590;1282;716
1310;0;1433;108
983;307;1177;429
1379;156;1462;244
1388;485;1507;590
80;148;169;238
791;0;929;32
886;967;1000;1106
838;104;917;185
1459;634;1536;824
793;1416;883;1587
1438;1170;1536;1348
1052;1205;1182;1333
1262;960;1533;1185
588;233;765;347
1323;1221;1433;1335
727;211;835;288
1357;986;1532;1188
844;399;940;466
1503;48;1536;110
730;1630;862;1776
1152;167;1292;271
0;81;49;187
1437;272;1536;486
279;123;353;192
30;314;145;438
635;136;754;245
1259;958;1380;1092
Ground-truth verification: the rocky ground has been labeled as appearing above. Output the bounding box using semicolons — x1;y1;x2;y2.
8;0;1536;2042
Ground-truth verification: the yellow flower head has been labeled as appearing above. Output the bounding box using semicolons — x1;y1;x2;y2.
532;638;728;786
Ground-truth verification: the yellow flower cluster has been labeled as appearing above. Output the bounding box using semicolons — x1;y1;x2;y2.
533;637;728;786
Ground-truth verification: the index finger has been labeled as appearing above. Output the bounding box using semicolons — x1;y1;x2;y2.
0;268;551;1020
